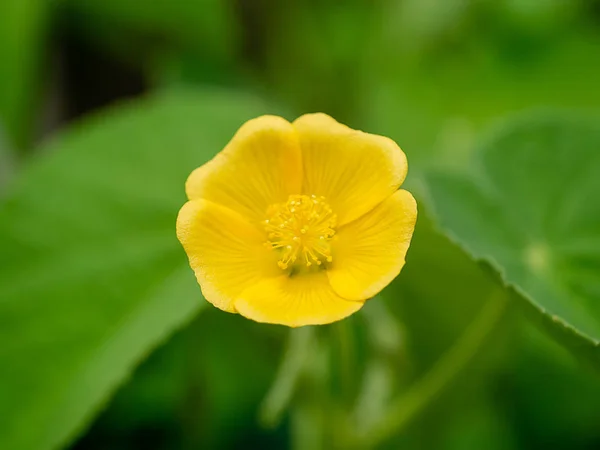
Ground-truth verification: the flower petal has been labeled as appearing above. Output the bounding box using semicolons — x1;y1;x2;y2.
327;190;417;301
186;115;303;222
293;113;407;226
176;199;280;312
234;272;363;327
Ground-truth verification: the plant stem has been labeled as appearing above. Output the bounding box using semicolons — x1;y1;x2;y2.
335;318;354;403
360;288;509;448
260;327;314;428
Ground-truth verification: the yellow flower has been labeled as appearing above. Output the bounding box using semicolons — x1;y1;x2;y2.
176;114;417;327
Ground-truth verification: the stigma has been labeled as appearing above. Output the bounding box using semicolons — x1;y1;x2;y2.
264;194;336;270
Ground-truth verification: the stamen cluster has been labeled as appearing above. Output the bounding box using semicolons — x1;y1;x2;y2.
264;194;336;269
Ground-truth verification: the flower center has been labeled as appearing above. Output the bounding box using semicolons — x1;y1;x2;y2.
264;194;337;270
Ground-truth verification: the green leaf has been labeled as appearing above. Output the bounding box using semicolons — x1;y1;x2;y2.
360;19;600;172
425;114;600;366
368;214;514;448
384;214;509;372
0;89;275;450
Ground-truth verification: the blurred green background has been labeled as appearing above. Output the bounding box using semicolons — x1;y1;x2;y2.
2;0;600;449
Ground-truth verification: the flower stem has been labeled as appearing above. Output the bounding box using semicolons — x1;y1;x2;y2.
335;318;354;403
260;327;314;428
360;288;509;448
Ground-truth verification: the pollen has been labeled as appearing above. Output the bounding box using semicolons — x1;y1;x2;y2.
264;194;337;270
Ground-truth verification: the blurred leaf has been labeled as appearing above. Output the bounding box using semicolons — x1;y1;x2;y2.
260;0;381;124
233;0;600;197
251;0;600;170
65;0;237;65
359;10;600;171
440;402;518;450
0;88;276;450
0;0;49;151
373;214;515;448
508;320;600;449
385;214;508;372
367;283;509;448
425;114;600;367
78;309;286;450
0;124;15;193
183;311;286;450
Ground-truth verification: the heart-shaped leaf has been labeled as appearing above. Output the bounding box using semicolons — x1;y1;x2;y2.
0;89;274;450
425;114;600;365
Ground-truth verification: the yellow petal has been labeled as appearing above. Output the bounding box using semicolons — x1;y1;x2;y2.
176;199;279;312
327;190;417;301
293;113;407;226
186;115;303;222
234;272;364;327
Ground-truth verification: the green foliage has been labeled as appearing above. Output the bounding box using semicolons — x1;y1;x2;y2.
250;0;600;173
367;215;514;448
425;115;600;366
63;0;237;82
83;309;286;450
0;90;276;450
2;1;600;450
361;25;600;171
65;0;235;52
0;0;49;151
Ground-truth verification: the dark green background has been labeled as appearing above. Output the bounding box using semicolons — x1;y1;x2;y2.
1;1;600;449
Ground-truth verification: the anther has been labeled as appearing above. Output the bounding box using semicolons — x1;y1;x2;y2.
263;194;337;270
